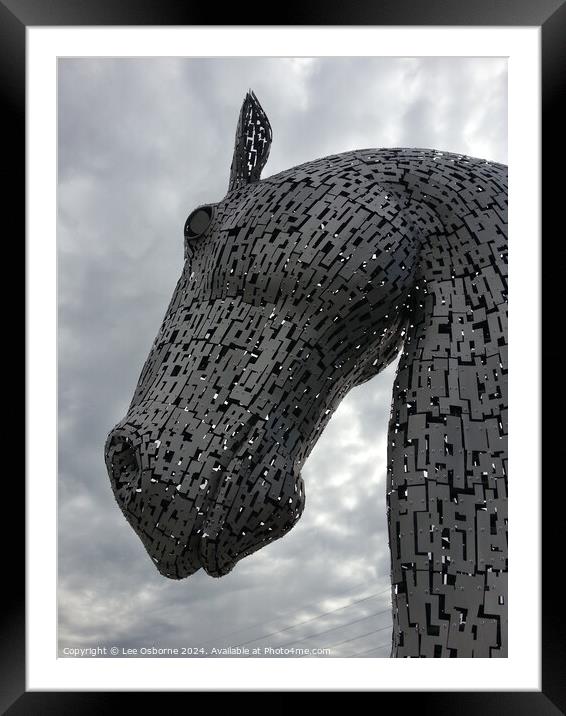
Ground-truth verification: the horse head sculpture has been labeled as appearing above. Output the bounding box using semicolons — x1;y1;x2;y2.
105;91;508;657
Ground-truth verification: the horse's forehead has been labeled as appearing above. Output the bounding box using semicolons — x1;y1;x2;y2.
183;152;413;308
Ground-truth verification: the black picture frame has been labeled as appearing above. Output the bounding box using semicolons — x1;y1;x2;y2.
9;0;562;709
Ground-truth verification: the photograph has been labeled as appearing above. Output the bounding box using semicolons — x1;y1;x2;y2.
57;55;508;660
12;5;557;704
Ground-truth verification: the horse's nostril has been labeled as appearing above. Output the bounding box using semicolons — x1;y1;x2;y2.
106;435;139;488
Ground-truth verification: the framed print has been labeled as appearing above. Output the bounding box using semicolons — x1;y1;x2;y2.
9;0;563;708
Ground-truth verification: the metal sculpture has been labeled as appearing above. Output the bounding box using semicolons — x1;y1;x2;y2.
105;91;508;657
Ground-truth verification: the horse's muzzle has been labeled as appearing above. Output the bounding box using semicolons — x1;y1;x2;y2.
104;415;305;579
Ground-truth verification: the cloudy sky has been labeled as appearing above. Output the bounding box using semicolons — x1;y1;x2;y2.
57;56;507;659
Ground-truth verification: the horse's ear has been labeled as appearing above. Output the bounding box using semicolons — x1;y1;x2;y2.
228;90;272;192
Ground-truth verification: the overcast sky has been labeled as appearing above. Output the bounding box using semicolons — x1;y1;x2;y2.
57;56;507;659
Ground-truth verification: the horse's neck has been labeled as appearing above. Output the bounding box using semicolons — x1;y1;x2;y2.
385;154;508;657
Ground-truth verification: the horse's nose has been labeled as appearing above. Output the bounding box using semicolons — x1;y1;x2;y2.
104;420;206;579
104;411;305;579
104;428;142;507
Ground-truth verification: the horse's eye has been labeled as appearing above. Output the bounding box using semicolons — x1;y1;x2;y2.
184;205;214;240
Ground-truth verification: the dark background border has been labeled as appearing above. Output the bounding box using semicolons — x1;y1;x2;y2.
7;0;562;710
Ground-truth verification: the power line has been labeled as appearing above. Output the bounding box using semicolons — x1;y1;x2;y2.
347;642;391;658
199;578;378;648
324;622;392;653
245;606;391;656
234;588;391;649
